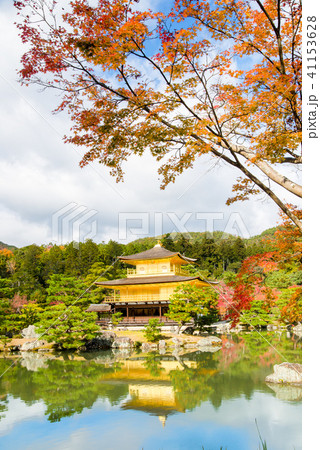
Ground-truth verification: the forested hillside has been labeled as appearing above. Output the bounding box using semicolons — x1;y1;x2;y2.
0;241;17;252
0;217;301;338
0;228;276;297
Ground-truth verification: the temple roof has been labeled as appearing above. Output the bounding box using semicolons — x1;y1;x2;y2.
118;244;196;265
96;275;216;287
85;304;111;312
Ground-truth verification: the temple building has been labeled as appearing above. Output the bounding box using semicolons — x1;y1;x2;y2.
93;242;216;326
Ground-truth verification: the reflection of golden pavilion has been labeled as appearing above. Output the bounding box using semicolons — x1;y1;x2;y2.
100;358;196;382
100;358;195;425
124;383;185;426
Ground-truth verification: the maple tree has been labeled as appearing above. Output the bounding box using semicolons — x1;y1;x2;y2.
0;249;14;278
226;207;301;326
15;0;302;229
11;293;28;313
214;280;235;318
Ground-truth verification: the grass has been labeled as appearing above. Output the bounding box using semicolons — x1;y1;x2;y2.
256;419;268;450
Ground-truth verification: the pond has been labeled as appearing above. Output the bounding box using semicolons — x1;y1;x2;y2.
0;332;301;450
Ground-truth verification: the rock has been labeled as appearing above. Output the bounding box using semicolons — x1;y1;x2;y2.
214;322;231;334
267;324;280;331
102;331;117;339
78;346;87;352
182;326;194;335
292;323;302;338
170;326;180;333
112;337;133;349
230;324;248;333
265;362;302;385
141;342;151;352
197;345;222;353
172;337;184;347
85;334;115;351
8;344;21;352
197;336;222;347
21;325;40;339
20;340;47;351
184;343;197;349
171;349;185;358
141;342;158;352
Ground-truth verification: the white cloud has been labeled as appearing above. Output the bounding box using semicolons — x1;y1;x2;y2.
187;392;301;450
0;396;46;436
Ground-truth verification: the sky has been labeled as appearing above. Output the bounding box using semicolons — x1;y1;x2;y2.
0;0;303;248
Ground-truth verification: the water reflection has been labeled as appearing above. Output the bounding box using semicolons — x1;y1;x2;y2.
266;382;302;401
0;331;302;450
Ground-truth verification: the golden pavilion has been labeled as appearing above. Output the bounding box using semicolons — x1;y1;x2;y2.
94;242;215;326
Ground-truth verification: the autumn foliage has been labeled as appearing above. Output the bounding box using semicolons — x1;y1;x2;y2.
224;207;301;326
15;0;302;228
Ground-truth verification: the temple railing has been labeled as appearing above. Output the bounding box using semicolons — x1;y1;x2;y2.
127;268;190;277
104;294;170;303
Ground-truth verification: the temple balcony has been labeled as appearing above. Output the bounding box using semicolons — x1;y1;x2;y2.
104;294;170;303
126;267;189;278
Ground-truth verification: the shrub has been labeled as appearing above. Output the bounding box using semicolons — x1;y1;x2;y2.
143;319;163;342
166;284;219;333
111;312;123;327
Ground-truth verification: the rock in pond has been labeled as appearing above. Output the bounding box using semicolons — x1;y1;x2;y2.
265;362;302;385
213;322;231;334
197;345;222;353
197;336;222;347
171;337;184;347
141;342;158;352
112;336;133;349
85;334;115;351
20;340;47;351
